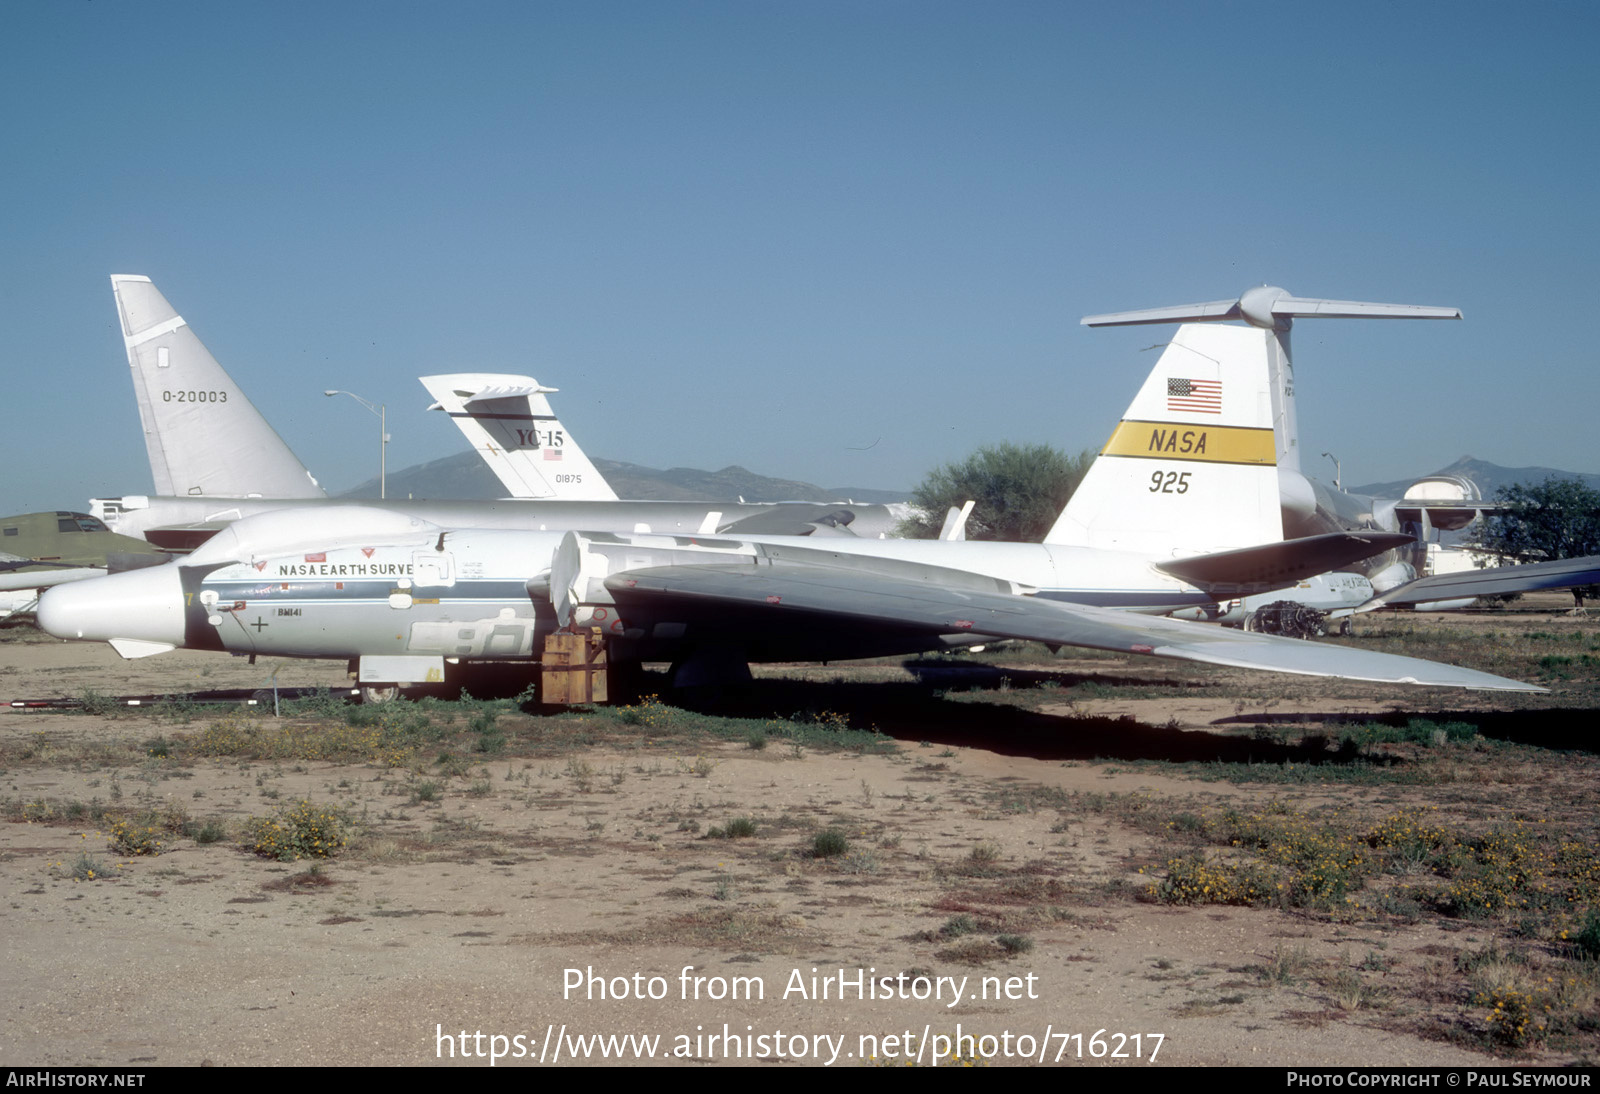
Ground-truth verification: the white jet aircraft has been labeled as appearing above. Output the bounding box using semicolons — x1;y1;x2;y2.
39;319;1534;695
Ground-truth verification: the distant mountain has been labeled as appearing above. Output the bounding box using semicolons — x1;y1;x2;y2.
337;453;504;501
337;451;909;504
1351;456;1600;500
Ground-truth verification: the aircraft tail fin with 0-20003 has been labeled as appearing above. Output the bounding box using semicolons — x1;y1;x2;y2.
110;275;325;501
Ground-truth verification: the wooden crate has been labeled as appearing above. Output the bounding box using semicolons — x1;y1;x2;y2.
539;630;608;705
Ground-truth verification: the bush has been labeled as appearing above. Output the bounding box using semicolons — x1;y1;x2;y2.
243;799;347;862
107;816;166;856
1572;909;1600;960
812;828;850;859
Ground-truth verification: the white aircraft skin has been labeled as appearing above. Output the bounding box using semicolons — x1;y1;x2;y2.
420;373;619;501
1172;571;1374;627
0;566;105;619
110;275;324;500
39;324;1539;692
1082;285;1471;598
91;277;902;544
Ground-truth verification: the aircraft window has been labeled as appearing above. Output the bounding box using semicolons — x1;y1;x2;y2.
77;518;108;532
2;528;15;536
58;519;77;533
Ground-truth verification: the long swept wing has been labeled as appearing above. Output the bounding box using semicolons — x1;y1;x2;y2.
1361;554;1600;609
606;561;1538;691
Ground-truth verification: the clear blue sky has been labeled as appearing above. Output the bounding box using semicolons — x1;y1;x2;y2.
3;1;1596;514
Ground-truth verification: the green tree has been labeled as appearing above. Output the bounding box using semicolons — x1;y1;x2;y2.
1469;477;1600;607
899;443;1096;543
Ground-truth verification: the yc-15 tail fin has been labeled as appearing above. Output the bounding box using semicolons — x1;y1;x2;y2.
420;374;618;501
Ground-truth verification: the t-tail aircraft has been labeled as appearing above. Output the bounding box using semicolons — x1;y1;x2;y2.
419;374;618;501
1082;286;1600;626
39;320;1538;697
1081;285;1508;623
90;276;903;547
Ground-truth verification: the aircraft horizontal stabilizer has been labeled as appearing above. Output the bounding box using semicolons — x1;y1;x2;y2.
1082;286;1461;331
606;560;1538;691
1360;554;1600;610
1154;532;1415;597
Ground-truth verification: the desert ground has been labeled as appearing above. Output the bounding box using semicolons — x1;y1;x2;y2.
1;600;1596;1068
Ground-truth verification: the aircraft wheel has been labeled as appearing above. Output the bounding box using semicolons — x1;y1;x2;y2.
360;685;400;704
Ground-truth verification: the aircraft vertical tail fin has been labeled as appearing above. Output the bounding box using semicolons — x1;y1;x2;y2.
111;276;324;499
1082;286;1462;474
1045;324;1281;554
420;374;619;501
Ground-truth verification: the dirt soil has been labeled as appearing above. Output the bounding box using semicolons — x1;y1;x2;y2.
1;613;1594;1068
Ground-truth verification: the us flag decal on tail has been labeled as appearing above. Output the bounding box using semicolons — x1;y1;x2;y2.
1167;378;1221;413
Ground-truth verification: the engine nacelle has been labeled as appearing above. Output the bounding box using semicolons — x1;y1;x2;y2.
1367;560;1417;596
551;530;760;638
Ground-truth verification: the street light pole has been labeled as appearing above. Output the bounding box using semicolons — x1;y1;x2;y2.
1321;451;1341;493
324;390;388;499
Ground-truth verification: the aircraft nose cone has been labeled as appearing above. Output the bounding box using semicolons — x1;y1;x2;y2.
37;565;185;654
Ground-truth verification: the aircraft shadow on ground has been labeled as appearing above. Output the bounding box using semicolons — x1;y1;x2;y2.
1210;707;1600;756
663;660;1600;763
37;660;1591;763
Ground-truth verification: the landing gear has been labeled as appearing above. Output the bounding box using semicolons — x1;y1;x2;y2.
359;685;400;704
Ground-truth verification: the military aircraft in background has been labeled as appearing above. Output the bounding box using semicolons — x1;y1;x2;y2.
0;511;168;618
41;319;1537;696
90;276;903;548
